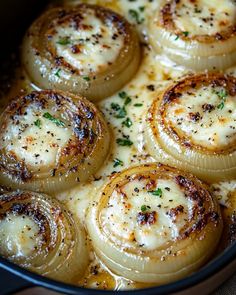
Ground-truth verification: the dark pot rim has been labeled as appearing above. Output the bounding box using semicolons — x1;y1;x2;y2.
0;242;236;295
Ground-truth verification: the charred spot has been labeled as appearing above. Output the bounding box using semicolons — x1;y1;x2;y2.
167;205;184;219
74;127;89;140
89;129;97;144
215;33;223;40
73;114;82;126
58;9;66;18
137;211;157;225
202;104;215;113
71;44;82;54
55;56;63;66
146;84;155;91
145;179;156;190
189;112;201;122
175;175;193;190
11;203;27;214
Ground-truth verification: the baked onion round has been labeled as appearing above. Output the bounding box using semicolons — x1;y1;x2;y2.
0;90;110;193
149;0;236;70
0;190;88;283
145;73;236;182
86;163;222;284
22;3;141;101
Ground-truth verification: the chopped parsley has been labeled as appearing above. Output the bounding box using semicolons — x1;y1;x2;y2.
119;91;132;105
55;68;61;78
111;103;121;111
216;88;228;110
43;112;65;127
34;119;41;128
116;138;133;146
148;188;162;197
134;103;143;107
56;37;71;45
83;76;90;81
175;31;189;40
113;158;124;168
116;107;127;118
129;9;144;24
141;205;151;212
118;91;127;99
139;6;145;12
182;31;189;37
122;117;133;128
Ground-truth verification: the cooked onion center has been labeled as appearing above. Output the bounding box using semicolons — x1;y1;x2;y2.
173;0;236;36
1;103;72;170
0;214;43;257
165;85;236;149
101;178;193;251
51;8;124;75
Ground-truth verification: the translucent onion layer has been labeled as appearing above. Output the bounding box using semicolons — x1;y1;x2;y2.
145;73;236;182
0;190;88;283
149;0;236;70
86;163;222;284
22;3;141;101
0;90;110;193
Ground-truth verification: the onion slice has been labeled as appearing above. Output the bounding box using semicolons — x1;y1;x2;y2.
0;190;89;283
86;163;222;284
149;0;236;70
145;73;236;182
22;3;141;101
0;90;110;193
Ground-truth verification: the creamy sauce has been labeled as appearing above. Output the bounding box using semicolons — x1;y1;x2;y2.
0;0;236;290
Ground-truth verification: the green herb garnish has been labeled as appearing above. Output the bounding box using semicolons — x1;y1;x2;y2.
83;76;90;81
113;158;124;168
134;103;143;107
43;112;65;127
56;37;71;45
55;68;61;78
141;205;151;212
139;6;145;12
118;91;127;99
216;88;228;110
122;117;133;128
148;188;162;197
116;107;127;118
182;31;189;37
34;119;41;128
111;103;121;111
116;138;133;146
129;9;144;24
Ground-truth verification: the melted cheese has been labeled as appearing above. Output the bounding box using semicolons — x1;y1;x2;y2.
101;178;192;251
53;7;124;75
0;214;42;257
165;85;236;149
1;104;72;171
173;0;236;36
